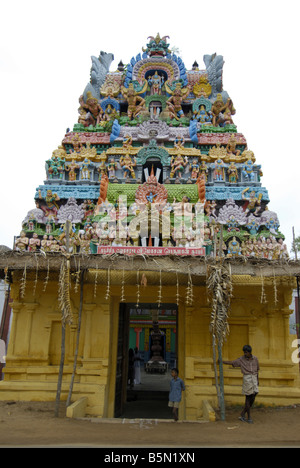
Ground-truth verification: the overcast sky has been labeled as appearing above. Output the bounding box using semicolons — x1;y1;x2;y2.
0;0;299;253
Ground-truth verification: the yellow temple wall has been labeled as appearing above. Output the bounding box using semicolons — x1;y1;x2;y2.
0;276;113;417
0;273;299;420
183;276;300;420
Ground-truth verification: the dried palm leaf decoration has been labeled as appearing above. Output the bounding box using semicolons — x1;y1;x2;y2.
33;255;39;297
176;272;180;306
58;257;73;326
207;263;232;346
120;269;126;302
260;269;267;304
157;270;162;307
273;270;278;305
105;267;111;300
74;259;81;294
206;262;233;420
186;267;194;306
20;263;27;299
93;264;98;298
43;260;50;292
136;270;140;307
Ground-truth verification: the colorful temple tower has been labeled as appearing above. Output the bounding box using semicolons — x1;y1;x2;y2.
0;34;299;420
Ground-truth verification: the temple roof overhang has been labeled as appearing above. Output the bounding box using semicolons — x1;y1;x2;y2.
0;249;299;285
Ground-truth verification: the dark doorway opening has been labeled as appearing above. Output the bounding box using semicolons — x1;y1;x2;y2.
142;159;163;184
114;302;178;419
138;233;162;247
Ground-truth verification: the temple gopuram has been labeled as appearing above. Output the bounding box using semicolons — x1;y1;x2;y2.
0;34;299;420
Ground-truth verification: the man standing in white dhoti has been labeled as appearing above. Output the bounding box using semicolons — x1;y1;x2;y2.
222;345;259;424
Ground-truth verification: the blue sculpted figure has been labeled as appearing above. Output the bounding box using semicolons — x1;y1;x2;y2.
227;236;241;256
193;105;212;126
242;160;255;181
110;119;121;143
146;192;158;203
189;119;198;144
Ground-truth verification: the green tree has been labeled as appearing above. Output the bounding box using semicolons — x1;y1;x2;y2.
291;235;300;258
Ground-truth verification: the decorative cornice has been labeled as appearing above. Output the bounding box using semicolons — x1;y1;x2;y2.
132;57;181;84
136;140;170;165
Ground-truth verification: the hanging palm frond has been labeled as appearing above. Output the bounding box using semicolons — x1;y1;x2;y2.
93;264;98;298
176;272;180;306
120;269;126;302
43;260;50;292
105;267;111;300
186;267;194;306
20;263;27;299
136;270;140;307
206;261;232;421
260;269;267;304
207;263;232;346
4;266;9;294
74;259;81;294
33;255;39;297
273;270;278;305
157;270;162;307
58;257;73;326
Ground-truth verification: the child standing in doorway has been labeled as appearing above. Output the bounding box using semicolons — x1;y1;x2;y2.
168;368;185;421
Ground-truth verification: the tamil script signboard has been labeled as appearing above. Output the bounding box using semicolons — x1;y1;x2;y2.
97;246;205;256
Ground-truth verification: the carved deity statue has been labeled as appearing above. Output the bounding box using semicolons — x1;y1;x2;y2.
148;71;164;95
189;158;200;179
242;159;256;181
227;236;241;256
227;162;238;183
226;134;241;158
65;159;79;181
121;82;147;120
211;94;235;127
165;82;190;120
193;104;212;126
199;161;209;182
108;158;118;179
38;189;60;221
100;79;120;98
211;94;227;126
28;233;41;251
242;188;262;216
78;92;103;127
120;154;136;179
212;158;225;181
46;155;65;179
15;231;29;251
170;154;188;178
80;158;94;180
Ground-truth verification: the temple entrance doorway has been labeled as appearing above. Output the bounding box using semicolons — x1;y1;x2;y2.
114;302;178;419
